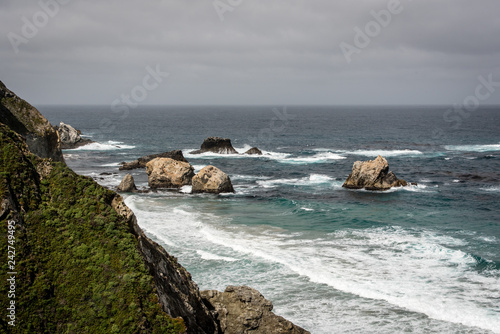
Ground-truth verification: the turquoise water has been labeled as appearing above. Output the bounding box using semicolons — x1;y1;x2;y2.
42;105;500;333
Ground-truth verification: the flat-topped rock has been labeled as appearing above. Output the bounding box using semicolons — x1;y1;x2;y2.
342;155;409;191
192;165;234;194
146;158;195;189
190;137;238;154
120;150;187;170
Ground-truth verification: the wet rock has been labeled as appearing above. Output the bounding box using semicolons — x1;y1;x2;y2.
245;147;263;155
55;122;93;149
190;137;238;154
120;150;188;170
342;155;408;191
117;174;137;192
146;158;195;189
192;165;234;194
201;286;310;334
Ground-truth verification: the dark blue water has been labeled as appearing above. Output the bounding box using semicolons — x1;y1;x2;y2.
41;105;500;333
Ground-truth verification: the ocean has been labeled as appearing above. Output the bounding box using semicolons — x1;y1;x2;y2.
40;105;500;334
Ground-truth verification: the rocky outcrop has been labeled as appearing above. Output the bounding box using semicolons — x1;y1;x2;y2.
111;196;218;334
117;174;137;192
191;137;238;154
201;286;310;334
192;165;234;194
0;80;63;162
55;122;93;149
342;155;408;191
245;147;263;155
120;150;187;170
146;158;195;189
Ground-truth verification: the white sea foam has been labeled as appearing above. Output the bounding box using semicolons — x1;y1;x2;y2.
278;152;346;164
101;162;122;167
66;141;135;151
183;148;291;161
444;143;500;152
196;250;238;262
180;185;192;194
345;149;424;157
480;186;500;192
256;174;340;189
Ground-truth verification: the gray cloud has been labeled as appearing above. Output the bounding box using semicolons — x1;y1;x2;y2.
1;0;500;105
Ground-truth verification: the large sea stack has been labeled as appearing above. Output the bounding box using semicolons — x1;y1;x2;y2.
191;137;238;154
146;157;195;189
55;122;94;149
192;165;234;194
342;155;408;191
120;150;188;170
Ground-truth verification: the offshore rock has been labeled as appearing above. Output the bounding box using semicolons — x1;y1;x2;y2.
192;165;234;194
120;150;188;170
342;155;408;191
117;174;137;192
0;80;63;161
146;158;195;189
191;137;238;154
201;286;310;334
55;122;93;149
244;147;263;155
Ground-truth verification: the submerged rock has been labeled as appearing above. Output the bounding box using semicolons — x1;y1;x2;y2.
192;165;234;194
201;286;310;334
120;150;187;170
191;137;238;154
117;174;137;192
146;158;195;189
55;122;93;149
244;147;263;155
342;155;408;191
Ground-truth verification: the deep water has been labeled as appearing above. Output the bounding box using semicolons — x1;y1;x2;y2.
41;105;500;334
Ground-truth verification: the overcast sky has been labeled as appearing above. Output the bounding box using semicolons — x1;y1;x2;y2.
1;0;500;105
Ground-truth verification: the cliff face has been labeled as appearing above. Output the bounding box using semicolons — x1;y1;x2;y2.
0;81;63;162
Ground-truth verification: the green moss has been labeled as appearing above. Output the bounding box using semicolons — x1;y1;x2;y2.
0;124;185;333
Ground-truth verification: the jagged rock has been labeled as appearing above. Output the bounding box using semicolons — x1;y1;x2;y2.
55;122;93;149
146;158;195;189
342;155;408;191
192;165;234;194
245;147;263;155
191;137;238;154
117;174;137;192
112;196;218;334
201;286;310;334
120;150;187;170
0;80;63;161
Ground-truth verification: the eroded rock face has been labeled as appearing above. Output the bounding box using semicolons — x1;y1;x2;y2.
342;155;408;191
0;80;63;161
191;137;238;154
146;158;195;189
120;150;187;170
192;165;234;194
201;286;310;334
245;147;263;155
117;174;137;192
56;122;93;149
